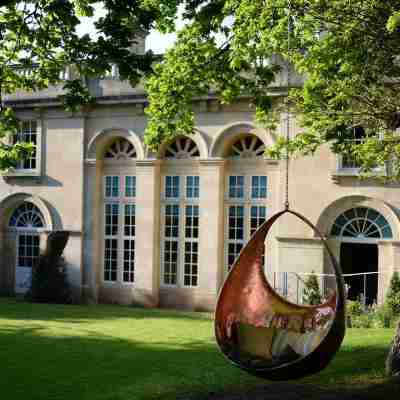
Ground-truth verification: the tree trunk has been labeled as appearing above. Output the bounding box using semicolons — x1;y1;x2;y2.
386;321;400;378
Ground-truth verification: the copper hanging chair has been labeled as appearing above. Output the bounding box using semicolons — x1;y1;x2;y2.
215;209;346;381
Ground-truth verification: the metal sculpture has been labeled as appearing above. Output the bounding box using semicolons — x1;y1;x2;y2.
215;210;346;380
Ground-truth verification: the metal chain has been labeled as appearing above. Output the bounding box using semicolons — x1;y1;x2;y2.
284;1;292;210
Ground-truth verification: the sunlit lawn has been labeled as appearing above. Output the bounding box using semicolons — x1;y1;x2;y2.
0;298;397;400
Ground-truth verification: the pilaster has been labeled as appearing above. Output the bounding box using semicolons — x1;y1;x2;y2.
199;158;226;296
134;159;161;307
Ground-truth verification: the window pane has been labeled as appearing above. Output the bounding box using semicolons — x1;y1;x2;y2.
105;176;120;198
163;240;178;284
104;238;118;281
165;176;180;198
123;239;135;282
229;176;245;199
165;205;179;238
14;120;38;170
105;203;119;236
251;176;267;199
186;176;200;199
125;176;136;197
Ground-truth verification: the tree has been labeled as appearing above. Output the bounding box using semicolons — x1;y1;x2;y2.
143;1;400;180
0;0;156;170
386;271;400;315
302;271;322;306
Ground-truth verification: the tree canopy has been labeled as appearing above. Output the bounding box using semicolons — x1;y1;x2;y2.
3;1;400;178
0;0;155;169
143;1;400;179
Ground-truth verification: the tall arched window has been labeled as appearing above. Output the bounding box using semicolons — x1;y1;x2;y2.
102;137;137;284
224;134;268;271
9;202;45;293
161;137;200;287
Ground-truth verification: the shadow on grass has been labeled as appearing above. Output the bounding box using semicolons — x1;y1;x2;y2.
200;380;400;400
0;320;396;400
0;297;212;323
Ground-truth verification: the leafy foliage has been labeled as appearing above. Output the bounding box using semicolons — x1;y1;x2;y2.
27;255;72;304
302;271;322;305
386;271;400;315
0;0;157;170
143;1;400;180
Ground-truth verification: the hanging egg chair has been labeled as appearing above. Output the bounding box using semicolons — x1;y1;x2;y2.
215;209;346;381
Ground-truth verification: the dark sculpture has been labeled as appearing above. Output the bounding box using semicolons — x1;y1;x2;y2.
215;210;346;380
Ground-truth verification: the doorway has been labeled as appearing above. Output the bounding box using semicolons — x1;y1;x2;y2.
340;242;378;305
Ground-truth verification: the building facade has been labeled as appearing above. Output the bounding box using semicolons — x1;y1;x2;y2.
1;59;400;311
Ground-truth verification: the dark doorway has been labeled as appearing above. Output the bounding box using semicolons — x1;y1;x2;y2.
340;242;378;305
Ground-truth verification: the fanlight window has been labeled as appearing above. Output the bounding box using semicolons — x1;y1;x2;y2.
164;137;200;159
227;135;265;158
104;138;136;160
9;202;45;229
330;207;393;239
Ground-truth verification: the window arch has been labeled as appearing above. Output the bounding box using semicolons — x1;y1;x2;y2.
330;207;393;239
164;137;200;159
104;138;136;160
9;202;45;229
226;134;265;158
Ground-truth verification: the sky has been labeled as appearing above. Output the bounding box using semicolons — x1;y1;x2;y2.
75;4;180;54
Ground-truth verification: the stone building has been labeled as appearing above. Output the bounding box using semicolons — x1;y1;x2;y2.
0;42;399;310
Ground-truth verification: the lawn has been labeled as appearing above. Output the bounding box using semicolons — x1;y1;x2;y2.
0;298;397;400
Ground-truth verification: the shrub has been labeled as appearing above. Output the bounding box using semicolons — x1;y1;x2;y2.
302;271;322;305
347;298;364;317
27;255;72;304
386;271;400;315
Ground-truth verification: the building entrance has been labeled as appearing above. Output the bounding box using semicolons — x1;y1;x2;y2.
340;242;378;305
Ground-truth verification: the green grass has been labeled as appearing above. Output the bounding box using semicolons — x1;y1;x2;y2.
0;298;397;400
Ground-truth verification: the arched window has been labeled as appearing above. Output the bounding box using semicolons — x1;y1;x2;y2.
9;202;45;229
160;136;200;288
224;134;268;271
227;134;265;158
9;202;45;294
102;137;137;284
330;207;393;239
164;137;200;159
104;138;136;160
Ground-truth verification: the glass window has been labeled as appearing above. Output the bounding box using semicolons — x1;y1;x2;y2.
123;239;135;283
185;205;199;239
228;242;243;271
184;242;198;287
163;240;178;285
104;238;118;281
165;205;180;238
17;234;40;268
13;120;37;170
165;176;180;198
251;176;267;199
229;176;245;199
186;176;200;199
125;176;136;197
105;204;119;236
250;206;266;236
105;176;120;198
228;206;244;240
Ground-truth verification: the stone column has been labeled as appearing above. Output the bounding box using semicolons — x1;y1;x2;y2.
134;160;161;307
198;159;226;308
377;241;400;305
